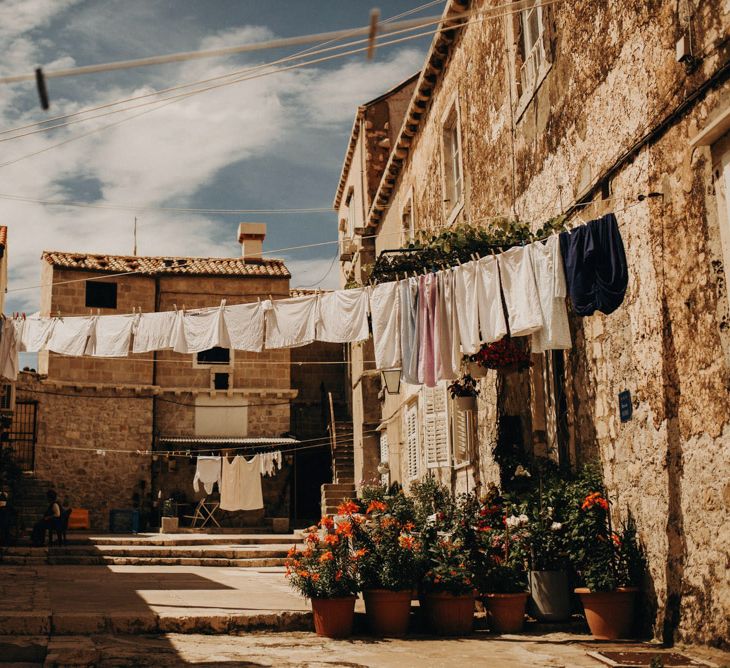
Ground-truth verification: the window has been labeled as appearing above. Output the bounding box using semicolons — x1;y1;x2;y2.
441;103;463;221
422;384;450;468
379;432;390;486
85;281;117;309
213;372;230;390
0;384;14;412
196;347;230;366
452;404;474;466
345;188;355;238
405;402;419;480
519;2;545;97
402;194;415;245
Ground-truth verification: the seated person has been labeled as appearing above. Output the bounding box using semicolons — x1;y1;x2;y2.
31;490;61;547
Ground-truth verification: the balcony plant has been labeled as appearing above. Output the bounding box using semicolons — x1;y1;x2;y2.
472;337;532;374
348;496;419;637
447;374;479;411
285;508;359;639
565;471;646;639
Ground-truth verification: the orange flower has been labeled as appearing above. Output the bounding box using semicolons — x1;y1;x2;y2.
381;517;399;530
320;516;335;530
324;533;340;546
612;532;622;547
337;500;359;515
287;546;298;557
296;569;309;578
582;492;609;512
366;500;387;514
398;534;416;550
311;573;320;582
319;551;334;563
335;521;354;538
403;521;415;532
304;532;320;544
353;548;368;560
335;570;343;581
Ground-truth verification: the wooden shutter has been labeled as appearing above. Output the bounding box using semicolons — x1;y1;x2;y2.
452;404;474;465
405;403;419;480
422;385;450;468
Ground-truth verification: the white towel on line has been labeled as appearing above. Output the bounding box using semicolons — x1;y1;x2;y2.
264;295;318;349
369;282;401;370
132;311;177;353
47;316;95;356
88;314;136;357
173;306;230;354
316;288;370;343
19;314;55;353
497;246;544;337
224;302;265;352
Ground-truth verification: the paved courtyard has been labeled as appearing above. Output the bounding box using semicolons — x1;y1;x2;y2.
0;563;728;666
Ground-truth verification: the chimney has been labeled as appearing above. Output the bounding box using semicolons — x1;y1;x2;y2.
237;222;266;260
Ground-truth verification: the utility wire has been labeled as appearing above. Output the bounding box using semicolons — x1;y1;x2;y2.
0;0;548;85
0;0;446;139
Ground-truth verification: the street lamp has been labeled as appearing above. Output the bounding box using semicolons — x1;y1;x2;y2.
381;368;402;395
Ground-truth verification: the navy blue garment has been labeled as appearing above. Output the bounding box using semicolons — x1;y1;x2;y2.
559;213;628;316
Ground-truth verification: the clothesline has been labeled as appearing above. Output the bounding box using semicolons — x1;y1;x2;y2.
0;213;629;387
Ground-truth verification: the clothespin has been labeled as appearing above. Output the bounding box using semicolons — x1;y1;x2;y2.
366;8;380;61
35;67;50;110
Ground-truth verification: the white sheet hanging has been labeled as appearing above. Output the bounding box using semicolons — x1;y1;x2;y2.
47;316;95;356
173;306;230;354
497;246;544;337
530;236;572;353
259;450;282;477
220;455;263;511
88;314;136;357
369;282;401;370
20;315;55;353
224;302;265;352
476;255;508;344
132;311;177;354
316;288;370;343
0;320;19;381
453;261;481;354
264;295;318;349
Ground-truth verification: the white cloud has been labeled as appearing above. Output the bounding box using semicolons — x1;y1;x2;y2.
0;6;425;313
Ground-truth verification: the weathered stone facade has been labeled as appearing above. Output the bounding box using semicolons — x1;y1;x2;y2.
336;0;729;647
18;227;345;530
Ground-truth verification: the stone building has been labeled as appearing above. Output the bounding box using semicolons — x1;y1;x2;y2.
15;224;346;529
335;0;729;647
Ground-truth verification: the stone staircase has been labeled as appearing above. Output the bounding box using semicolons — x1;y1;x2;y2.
0;532;303;567
320;423;356;515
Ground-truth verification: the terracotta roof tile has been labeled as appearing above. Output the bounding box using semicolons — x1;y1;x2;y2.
41;250;290;278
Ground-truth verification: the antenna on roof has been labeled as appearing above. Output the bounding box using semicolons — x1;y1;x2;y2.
133;216;138;256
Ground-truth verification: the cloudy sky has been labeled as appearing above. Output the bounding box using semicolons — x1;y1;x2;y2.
0;0;439;313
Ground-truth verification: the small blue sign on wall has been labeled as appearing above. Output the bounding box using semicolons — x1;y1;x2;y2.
619;390;632;423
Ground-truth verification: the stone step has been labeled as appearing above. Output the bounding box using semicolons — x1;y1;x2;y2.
322;483;356;492
1;555;287;567
65;533;303;546
5;545;293;559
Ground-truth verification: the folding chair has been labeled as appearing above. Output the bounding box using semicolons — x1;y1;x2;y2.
184;497;220;528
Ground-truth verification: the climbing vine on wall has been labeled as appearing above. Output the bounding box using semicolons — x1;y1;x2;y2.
364;216;566;285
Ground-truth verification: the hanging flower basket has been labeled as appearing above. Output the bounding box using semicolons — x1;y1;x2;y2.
472;337;532;373
453;395;477;412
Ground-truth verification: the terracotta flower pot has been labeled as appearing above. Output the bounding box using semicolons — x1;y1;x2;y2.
363;589;412;637
423;591;475;636
311;596;356;639
484;592;529;633
575;587;638;639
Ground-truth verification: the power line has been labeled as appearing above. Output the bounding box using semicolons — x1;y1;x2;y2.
0;0;446;140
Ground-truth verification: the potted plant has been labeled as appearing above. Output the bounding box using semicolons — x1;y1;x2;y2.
472;337;532;374
420;536;476;635
285;510;358;639
566;480;645;639
349;496;419;637
448;374;479;411
476;506;530;634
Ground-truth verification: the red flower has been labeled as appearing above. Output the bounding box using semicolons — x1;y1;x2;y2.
366;500;387;514
337;500;359;515
582;492;609;512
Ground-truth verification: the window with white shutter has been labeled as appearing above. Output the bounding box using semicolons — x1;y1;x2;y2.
452;404;474;466
405;402;419;480
422;384;450;469
379;432;390;486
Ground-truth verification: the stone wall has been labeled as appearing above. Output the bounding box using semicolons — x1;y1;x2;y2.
16;373;153;530
356;0;729;646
